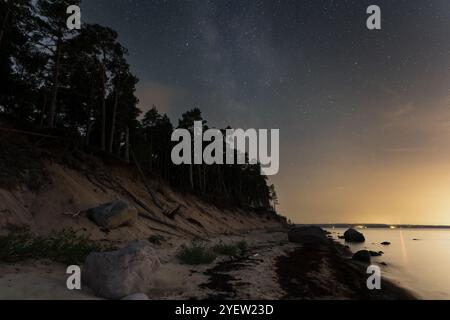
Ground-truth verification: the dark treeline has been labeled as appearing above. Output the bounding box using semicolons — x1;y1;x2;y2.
0;0;279;211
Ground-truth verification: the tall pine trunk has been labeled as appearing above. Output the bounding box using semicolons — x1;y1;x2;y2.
202;165;207;194
189;164;194;190
85;86;95;145
86;121;94;146
108;76;120;153
149;137;153;172
100;60;106;151
40;92;48;127
125;126;130;163
0;3;11;48
48;38;62;128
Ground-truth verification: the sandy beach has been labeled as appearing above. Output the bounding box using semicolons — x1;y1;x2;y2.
0;228;415;300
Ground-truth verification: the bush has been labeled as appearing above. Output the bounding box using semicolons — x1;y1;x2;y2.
176;240;250;265
212;242;239;256
0;228;112;264
176;241;216;265
212;240;249;256
236;240;248;252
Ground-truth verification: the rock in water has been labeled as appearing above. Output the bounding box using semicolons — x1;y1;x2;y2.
83;241;161;299
370;251;383;257
87;200;137;229
381;241;391;245
288;226;329;246
343;228;365;243
352;250;371;263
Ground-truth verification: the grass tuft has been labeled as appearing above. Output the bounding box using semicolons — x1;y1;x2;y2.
212;240;249;256
212;242;240;256
176;240;250;265
0;228;112;265
236;240;248;252
176;241;216;265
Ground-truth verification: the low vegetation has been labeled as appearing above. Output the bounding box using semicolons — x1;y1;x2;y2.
177;240;249;265
212;240;248;256
236;240;248;252
212;242;240;256
0;228;112;264
176;241;217;265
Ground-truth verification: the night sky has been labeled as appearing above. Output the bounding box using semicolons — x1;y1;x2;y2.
82;0;450;224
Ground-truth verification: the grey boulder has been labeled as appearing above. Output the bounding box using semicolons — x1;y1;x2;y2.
121;293;150;300
344;228;365;243
83;241;161;299
87;200;137;229
288;226;329;246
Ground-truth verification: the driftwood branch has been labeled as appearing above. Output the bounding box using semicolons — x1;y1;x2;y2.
165;205;182;220
130;149;164;211
147;226;181;237
139;211;204;239
123;189;157;216
82;169;202;239
61;210;84;217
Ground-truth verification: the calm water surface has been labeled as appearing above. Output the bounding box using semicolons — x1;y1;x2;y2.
328;228;450;300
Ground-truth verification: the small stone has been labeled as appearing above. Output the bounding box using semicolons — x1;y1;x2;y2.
352;250;371;263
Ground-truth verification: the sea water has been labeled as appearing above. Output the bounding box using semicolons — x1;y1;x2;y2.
328;228;450;300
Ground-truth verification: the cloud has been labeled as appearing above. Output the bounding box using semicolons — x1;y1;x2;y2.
136;81;181;116
372;96;450;156
381;103;417;130
382;96;450;135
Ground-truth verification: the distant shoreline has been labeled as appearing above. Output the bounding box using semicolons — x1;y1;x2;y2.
296;224;450;229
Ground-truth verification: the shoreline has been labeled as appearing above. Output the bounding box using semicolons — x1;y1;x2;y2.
276;240;416;300
0;227;415;300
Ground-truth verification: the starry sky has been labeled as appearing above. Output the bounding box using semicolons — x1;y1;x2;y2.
82;0;450;225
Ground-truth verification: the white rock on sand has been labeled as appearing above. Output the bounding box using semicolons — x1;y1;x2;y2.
83;241;161;300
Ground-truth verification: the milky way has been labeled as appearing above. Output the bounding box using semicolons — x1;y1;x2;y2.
82;0;450;224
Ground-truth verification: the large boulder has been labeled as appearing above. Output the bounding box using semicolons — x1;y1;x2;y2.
344;228;365;243
352;250;371;263
82;241;161;299
288;226;329;246
121;293;150;300
87;200;137;229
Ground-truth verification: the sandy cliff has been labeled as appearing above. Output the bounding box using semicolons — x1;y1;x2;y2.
0;133;286;244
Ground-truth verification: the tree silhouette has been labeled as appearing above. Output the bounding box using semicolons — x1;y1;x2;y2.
35;0;81;128
0;0;279;213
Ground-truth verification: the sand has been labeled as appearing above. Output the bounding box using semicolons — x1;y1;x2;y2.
0;157;413;300
0;229;289;300
0;229;415;300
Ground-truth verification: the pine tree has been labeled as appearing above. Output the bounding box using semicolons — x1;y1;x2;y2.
35;0;81;128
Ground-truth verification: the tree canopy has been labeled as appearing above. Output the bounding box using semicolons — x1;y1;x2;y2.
0;0;279;211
